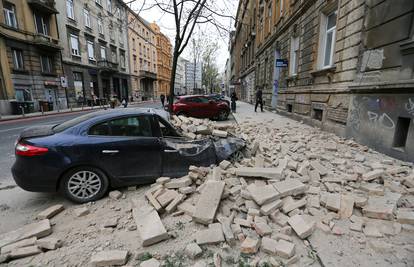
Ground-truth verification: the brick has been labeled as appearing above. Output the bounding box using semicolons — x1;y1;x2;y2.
36;237;61;250
326;193;341;212
165;176;192;189
235;167;284;179
10;245;42;259
275;239;295;259
261;237;278;254
179;186;195;195
219;160;231;170
260;199;283;215
212;130;228;137
0;219;52;248
132;206;169;246
273;179;307;198
240;237;260;254
270;211;289;226
0;237;37;254
247;184;280;205
145;193;162;212
254;222;272;236
360;183;385;196
196;125;211;135
282;197;307;214
74;207;90;217
140;258;160;267
193;181;225;224
90;250;128;266
362;192;401;220
310;161;328;176
339;194;355;219
288;215;314;239
396;210;414;225
156;190;179;207
218;218;235;243
363;223;383;238
362;170;384;181
177;202;196;216
36;204;64;220
165;194;185;214
156;177;171;184
109;190;122;200
196;223;225;245
185;243;202;259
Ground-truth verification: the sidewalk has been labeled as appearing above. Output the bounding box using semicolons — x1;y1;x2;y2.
0;100;157;122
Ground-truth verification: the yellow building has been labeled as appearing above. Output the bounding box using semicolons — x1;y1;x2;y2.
150;22;172;97
127;9;157;101
0;0;65;115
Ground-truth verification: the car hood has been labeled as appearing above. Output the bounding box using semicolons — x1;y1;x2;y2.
19;124;56;140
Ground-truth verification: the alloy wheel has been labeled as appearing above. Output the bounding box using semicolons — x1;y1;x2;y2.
67;171;102;200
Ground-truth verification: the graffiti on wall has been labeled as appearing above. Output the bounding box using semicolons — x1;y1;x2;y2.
367;111;395;129
406;98;414;116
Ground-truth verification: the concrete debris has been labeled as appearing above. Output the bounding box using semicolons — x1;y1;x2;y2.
90;250;128;267
36;237;62;250
193;181;225;224
362;192;401;220
240;237;260;254
396;210;414;225
10;245;42;259
165;176;192;189
288;215;314;239
109;190;123;200
0;219;52;248
235;167;284;179
140;258;160;267
185;243;203;259
132;206;169;246
0;237;37;254
273;179;307;198
74;207;90;217
196;223;225;245
247;183;280;205
36;204;64;220
212;129;228;138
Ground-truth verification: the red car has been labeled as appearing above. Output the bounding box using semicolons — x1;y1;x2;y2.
172;95;230;120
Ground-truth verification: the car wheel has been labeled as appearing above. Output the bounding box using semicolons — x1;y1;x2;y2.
60;167;109;203
218;110;229;121
177;111;188;117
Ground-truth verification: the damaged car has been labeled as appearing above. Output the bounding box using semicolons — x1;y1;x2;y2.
12;108;245;203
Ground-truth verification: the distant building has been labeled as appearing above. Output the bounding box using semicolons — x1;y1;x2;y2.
127;9;157;101
55;0;130;105
174;57;187;95
150;23;172;97
0;0;65;115
185;61;203;95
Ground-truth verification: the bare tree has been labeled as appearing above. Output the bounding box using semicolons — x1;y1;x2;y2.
149;0;235;110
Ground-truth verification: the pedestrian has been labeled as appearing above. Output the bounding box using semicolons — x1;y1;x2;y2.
160;94;165;107
255;87;264;112
121;98;128;108
230;90;238;112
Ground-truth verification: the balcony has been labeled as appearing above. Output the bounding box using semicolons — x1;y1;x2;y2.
139;70;157;80
98;60;119;72
28;0;58;14
33;34;61;50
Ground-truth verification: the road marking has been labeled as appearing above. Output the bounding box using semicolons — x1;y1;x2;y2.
0;120;64;133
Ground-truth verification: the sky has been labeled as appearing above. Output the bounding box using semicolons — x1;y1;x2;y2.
125;0;238;72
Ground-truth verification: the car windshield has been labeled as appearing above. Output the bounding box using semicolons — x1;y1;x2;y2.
53;112;99;132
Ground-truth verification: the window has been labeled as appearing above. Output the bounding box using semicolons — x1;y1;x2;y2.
40;55;53;73
133;55;137;72
139;43;142;55
313;108;323;121
158;118;179;137
87;41;95;60
280;0;284;16
34;13;49;35
12;49;24;70
120;52;125;68
98;18;103;34
290;36;299;75
393;117;411;149
111;49;117;62
3;1;17;28
70;34;80;56
15;88;31;102
89;116;153;137
66;0;74;19
84;9;90;28
132;38;136;50
95;0;102;5
321;11;337;68
100;45;106;59
107;0;112;13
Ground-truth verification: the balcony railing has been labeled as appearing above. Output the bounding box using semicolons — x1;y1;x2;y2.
98;60;119;72
33;34;61;50
28;0;58;14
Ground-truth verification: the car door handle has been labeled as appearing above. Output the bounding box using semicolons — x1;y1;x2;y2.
102;150;119;154
164;149;178;153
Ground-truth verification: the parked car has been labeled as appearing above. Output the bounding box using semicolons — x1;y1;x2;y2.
171;95;230;120
12;108;245;203
207;94;230;106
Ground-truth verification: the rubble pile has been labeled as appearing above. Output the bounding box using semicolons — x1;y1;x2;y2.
171;115;235;139
139;119;414;266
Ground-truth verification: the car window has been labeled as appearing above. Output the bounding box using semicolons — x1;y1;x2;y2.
158;118;179;137
53;112;100;132
198;97;209;103
89;116;153;137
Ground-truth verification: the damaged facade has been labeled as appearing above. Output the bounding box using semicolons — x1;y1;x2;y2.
231;0;414;162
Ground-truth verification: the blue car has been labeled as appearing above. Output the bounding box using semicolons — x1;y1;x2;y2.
12;108;245;203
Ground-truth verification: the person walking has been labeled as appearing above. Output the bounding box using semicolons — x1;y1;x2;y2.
230;91;238;112
255;88;264;112
121;98;128;108
160;94;165;107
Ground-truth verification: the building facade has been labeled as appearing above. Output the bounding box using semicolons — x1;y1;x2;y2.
174;56;187;95
0;0;65;115
55;0;130;106
127;9;157;101
185;61;203;95
150;22;172;97
232;0;414;161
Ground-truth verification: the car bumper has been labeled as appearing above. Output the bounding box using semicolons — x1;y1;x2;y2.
12;160;60;192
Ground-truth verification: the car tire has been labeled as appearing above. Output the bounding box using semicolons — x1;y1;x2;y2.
60;166;109;204
177;111;188;117
218;110;229;121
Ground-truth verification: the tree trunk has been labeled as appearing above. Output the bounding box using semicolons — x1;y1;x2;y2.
168;47;179;113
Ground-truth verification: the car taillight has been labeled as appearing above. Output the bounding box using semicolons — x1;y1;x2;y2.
15;143;49;156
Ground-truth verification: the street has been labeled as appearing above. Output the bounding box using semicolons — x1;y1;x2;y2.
0;102;161;233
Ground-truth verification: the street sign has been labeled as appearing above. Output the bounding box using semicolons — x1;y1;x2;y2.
276;59;288;68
